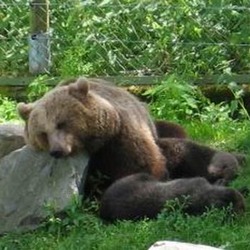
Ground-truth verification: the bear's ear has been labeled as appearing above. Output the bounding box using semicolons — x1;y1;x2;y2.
57;78;77;87
68;77;89;100
17;102;33;120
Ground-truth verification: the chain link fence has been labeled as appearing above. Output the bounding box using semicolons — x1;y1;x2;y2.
1;0;250;77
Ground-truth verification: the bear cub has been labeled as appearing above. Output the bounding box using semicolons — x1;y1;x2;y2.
154;120;187;139
158;138;245;185
100;173;245;221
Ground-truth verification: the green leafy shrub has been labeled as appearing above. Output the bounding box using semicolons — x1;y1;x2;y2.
146;74;249;124
0;0;29;76
27;75;53;102
145;74;208;122
1;0;250;76
0;96;19;122
48;0;250;76
42;195;99;236
57;46;95;77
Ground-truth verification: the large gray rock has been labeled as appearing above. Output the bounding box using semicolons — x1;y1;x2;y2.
0;145;89;234
0;123;25;158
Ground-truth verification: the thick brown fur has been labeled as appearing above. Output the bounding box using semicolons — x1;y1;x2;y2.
17;77;167;182
158;138;244;185
100;173;245;221
154;120;187;138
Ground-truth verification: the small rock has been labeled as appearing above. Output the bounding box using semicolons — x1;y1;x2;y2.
148;241;222;250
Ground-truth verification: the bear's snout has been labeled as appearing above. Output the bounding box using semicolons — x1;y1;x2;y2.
50;150;65;158
47;131;73;158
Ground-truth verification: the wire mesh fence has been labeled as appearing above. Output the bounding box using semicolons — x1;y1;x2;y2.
0;0;250;77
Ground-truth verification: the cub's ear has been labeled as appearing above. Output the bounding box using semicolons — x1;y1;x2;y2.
233;153;247;165
17;102;33;120
68;77;89;100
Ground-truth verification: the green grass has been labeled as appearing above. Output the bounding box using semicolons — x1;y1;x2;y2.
1;119;250;250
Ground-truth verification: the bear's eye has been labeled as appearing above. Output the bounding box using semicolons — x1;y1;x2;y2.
38;132;48;145
222;165;227;170
57;122;67;130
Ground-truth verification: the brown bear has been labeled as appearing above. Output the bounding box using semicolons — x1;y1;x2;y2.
157;138;245;185
154;120;187;138
17;77;167;183
100;173;245;221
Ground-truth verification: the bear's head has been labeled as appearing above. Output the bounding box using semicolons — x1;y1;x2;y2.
208;152;240;182
17;78;120;158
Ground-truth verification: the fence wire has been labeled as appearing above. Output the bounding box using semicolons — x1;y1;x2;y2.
1;0;250;77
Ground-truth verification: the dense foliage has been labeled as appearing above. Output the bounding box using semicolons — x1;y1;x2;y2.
145;74;250;123
0;0;250;76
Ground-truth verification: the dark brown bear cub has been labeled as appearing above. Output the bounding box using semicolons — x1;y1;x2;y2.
17;77;167;182
100;173;245;221
154;120;187;138
158;138;244;185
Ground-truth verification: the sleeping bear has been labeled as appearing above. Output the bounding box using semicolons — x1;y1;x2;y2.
100;173;245;221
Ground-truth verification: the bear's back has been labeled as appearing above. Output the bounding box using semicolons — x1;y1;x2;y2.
88;79;157;137
89;80;146;113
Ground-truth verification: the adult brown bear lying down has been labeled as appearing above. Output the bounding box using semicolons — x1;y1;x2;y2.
100;173;245;221
17;77;168;182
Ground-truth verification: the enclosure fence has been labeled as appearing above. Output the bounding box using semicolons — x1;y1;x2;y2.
0;0;250;78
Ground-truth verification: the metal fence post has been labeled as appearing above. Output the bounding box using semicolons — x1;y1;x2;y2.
29;0;50;75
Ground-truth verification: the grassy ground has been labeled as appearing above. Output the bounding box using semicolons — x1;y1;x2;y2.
1;119;250;250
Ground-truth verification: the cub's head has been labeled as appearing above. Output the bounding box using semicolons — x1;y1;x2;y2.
208;152;240;182
17;78;119;158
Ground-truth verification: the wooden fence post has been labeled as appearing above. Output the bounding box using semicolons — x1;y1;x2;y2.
29;0;50;75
